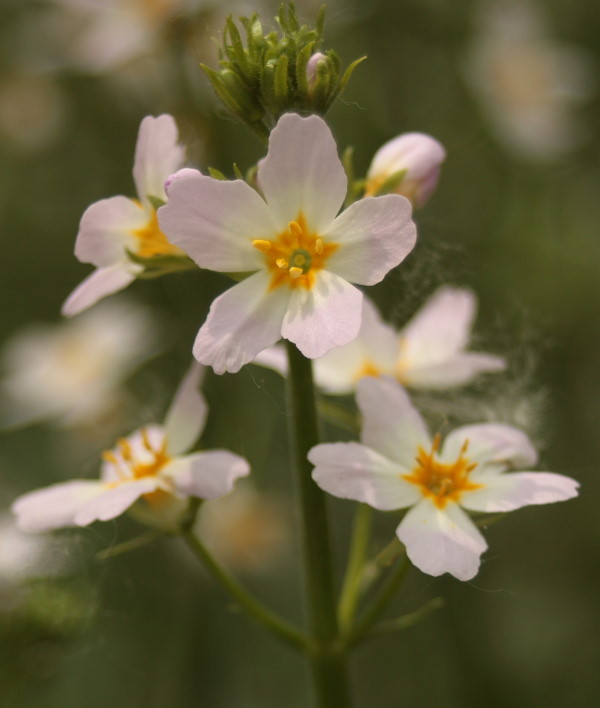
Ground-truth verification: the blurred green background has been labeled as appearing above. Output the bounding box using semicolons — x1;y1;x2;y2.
1;0;599;706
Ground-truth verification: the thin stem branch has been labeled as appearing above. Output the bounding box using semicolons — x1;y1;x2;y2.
338;504;372;631
344;554;411;649
181;527;307;651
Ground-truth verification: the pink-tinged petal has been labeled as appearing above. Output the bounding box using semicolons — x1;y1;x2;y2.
397;500;487;581
74;478;160;526
158;175;277;272
193;271;290;374
313;297;399;394
252;345;288;377
356;377;430;468
309;442;421;510
164;168;202;195
74;196;147;267
61;264;138;316
281;271;362;359
164;362;208;456
257;113;347;232
441;423;538;472
133;114;185;205
404;353;506;389
460;471;579;513
324;195;416;285
400;287;477;365
12;480;106;532
164;451;250;499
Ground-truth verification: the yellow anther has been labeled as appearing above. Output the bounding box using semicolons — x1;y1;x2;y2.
118;438;132;461
102;451;119;465
276;258;289;270
288;221;303;238
314;238;324;255
289;267;304;279
252;239;272;252
141;428;154;452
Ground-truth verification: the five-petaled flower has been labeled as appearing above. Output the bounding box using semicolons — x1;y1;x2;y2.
158;112;417;374
12;364;250;532
62;114;186;316
255;287;506;394
309;376;579;580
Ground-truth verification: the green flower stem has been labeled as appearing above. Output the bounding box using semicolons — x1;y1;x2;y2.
181;527;307;651
285;341;351;708
344;554;411;649
338;504;373;632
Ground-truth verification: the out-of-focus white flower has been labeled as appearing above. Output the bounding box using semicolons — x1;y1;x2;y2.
464;0;592;160
0;513;54;585
254;287;506;394
0;299;159;428
12;364;250;533
62;114;186;316
364;132;446;207
310;377;579;581
159;112;416;373
196;482;290;572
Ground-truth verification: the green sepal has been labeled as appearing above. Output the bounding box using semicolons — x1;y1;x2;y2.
126;250;198;278
208;166;228;180
372;168;407;196
147;195;166;210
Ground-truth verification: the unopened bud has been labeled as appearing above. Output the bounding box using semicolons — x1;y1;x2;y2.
365;132;446;207
306;52;328;93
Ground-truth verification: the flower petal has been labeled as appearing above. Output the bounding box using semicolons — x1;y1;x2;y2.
164;362;208;456
309;442;421;510
193;271;290;374
133;114;185;205
257;113;347;233
74;478;160;526
460;471;579;512
74;196;147;267
397;500;487;581
12;480;106;532
324;195;416;285
312;296;399;394
281;271;362;359
164;451;250;499
61;264;138;316
404;352;506;389
441;423;538;472
252;345;288;377
356;377;430;468
158;175;277;272
400;287;477;365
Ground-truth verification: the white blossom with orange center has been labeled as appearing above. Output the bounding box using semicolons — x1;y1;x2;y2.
62;114;186;316
12;364;250;532
309;376;579;580
158;113;417;374
254;287;506;394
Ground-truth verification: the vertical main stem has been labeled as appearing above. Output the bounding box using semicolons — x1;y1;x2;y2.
285;341;351;708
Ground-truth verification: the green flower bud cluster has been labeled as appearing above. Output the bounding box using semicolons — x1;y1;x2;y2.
201;2;365;142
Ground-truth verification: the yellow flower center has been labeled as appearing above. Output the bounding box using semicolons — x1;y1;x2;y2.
132;207;185;259
353;360;383;382
402;434;481;509
252;213;338;291
102;428;171;485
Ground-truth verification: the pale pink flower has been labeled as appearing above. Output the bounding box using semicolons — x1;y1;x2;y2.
309;376;579;581
159;113;416;374
364;132;446;206
255;287;506;394
62;114;186;316
12;364;250;532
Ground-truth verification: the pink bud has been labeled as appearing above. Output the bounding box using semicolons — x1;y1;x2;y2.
366;132;446;207
306;52;328;91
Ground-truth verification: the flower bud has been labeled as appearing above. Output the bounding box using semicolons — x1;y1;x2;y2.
365;132;446;207
306;52;328;93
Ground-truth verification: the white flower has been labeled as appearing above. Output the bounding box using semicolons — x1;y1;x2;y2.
364;132;446;207
158;112;416;374
464;0;592;160
309;376;579;581
62;114;186;316
255;287;506;394
0;513;54;585
12;364;250;532
0;299;159;428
